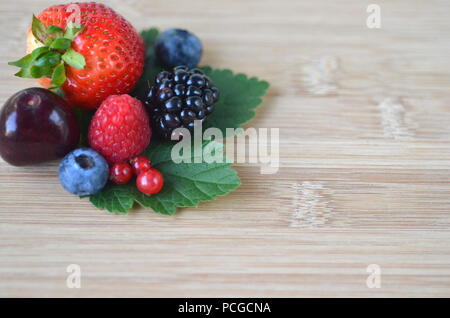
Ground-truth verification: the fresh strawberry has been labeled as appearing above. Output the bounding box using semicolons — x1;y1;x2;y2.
9;2;145;109
88;94;151;164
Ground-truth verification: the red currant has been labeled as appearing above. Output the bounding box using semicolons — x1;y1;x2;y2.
130;156;151;175
136;168;164;194
110;162;133;185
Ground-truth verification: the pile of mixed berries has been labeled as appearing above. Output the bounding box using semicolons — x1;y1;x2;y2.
0;2;219;197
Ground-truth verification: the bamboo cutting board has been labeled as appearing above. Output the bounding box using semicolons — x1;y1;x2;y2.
1;0;450;297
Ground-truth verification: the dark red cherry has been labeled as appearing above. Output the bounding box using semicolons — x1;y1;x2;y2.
0;88;80;166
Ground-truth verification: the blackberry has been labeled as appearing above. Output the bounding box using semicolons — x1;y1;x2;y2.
144;66;220;140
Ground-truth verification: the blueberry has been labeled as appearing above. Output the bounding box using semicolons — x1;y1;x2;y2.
58;148;109;196
155;29;203;68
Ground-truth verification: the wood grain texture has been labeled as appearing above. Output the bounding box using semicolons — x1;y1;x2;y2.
1;0;450;297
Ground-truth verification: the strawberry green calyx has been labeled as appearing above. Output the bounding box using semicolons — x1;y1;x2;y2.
8;15;86;90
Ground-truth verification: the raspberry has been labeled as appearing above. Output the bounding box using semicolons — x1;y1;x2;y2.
144;66;219;140
88;95;151;164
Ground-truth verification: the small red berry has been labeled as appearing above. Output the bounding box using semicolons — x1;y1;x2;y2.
130;156;151;176
136;168;164;194
110;162;133;185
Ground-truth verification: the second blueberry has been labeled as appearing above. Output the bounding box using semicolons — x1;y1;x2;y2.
155;28;203;69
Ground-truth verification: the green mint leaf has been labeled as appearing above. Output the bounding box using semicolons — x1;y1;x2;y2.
89;184;136;214
31;15;48;44
51;62;66;87
61;48;86;69
88;139;241;215
47;25;63;36
49;37;72;50
201;67;270;136
64;22;84;40
131;28;163;100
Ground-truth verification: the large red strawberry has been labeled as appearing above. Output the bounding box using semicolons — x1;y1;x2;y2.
9;2;145;109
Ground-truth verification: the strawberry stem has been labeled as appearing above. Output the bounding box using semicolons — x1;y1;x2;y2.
8;15;86;93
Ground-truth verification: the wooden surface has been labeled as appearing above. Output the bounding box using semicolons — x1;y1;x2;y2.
1;0;450;297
